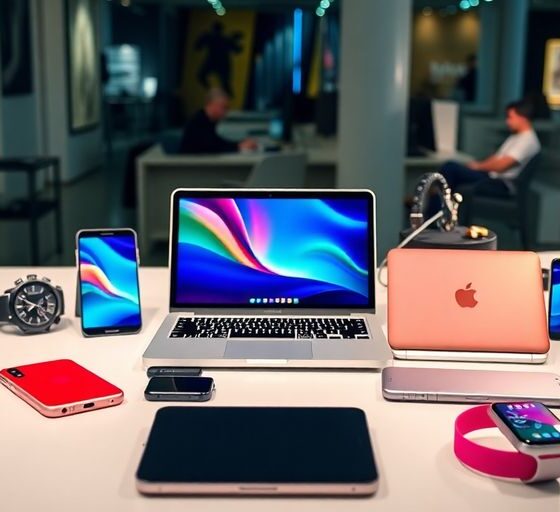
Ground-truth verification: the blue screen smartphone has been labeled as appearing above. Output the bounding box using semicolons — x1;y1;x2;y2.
77;228;142;337
549;258;560;340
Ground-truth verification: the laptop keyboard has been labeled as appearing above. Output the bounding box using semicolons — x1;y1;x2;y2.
169;317;370;340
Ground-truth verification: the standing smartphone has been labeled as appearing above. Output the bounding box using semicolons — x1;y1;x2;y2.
144;377;215;402
549;258;560;340
382;367;560;405
77;228;142;336
0;359;124;418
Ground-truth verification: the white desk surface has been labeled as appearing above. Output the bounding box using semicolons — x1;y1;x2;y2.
138;144;471;169
2;254;559;512
139;144;338;167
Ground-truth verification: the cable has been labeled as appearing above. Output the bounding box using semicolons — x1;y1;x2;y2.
377;210;444;288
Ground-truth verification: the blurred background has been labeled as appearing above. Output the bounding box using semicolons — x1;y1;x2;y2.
0;0;559;266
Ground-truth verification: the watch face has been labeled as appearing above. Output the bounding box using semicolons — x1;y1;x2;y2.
13;283;58;329
492;402;560;446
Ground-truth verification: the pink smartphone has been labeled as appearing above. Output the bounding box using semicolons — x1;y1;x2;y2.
0;359;124;418
382;367;560;405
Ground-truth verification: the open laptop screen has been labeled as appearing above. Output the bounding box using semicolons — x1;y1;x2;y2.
169;190;375;310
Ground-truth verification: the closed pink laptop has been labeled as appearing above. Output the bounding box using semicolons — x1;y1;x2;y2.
387;249;549;363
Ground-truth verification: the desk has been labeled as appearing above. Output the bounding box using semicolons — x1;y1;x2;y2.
1;254;559;511
136;145;472;255
136;145;337;254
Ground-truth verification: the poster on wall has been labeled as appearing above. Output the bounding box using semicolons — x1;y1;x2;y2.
543;39;560;107
66;0;101;132
181;10;255;117
1;0;33;96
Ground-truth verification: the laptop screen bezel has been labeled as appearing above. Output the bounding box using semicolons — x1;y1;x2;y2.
168;189;376;312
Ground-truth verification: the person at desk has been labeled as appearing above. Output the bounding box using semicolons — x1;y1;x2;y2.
179;88;257;154
439;100;540;194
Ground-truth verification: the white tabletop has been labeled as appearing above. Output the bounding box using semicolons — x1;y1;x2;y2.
1;255;560;511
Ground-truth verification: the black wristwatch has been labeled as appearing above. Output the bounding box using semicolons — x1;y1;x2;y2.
0;274;65;334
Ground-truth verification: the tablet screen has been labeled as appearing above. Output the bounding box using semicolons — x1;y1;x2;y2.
137;407;377;486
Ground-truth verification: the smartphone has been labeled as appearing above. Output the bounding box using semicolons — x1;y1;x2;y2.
144;377;215;402
0;359;124;418
146;367;202;378
549;258;560;340
382;367;560;406
77;228;142;336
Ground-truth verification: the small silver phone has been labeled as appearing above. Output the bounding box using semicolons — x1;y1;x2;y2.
382;367;560;406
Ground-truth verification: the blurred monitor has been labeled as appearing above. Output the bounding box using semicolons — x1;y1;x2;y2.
269;118;284;140
407;97;435;157
432;100;459;154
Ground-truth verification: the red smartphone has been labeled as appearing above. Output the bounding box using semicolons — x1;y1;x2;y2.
0;359;124;418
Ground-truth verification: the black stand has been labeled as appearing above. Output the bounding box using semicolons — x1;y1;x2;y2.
399;226;497;250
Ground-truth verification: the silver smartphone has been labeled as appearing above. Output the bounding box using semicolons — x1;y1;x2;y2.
382;367;560;406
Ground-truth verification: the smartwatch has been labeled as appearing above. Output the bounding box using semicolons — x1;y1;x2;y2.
454;402;560;483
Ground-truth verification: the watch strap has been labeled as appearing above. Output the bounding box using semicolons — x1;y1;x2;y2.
454;405;537;481
525;451;560;483
0;293;10;322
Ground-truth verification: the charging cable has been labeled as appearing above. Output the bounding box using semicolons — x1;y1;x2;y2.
377;210;444;287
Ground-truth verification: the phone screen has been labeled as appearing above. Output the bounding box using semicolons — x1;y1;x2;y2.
78;230;141;335
549;260;560;339
493;402;560;445
146;377;214;395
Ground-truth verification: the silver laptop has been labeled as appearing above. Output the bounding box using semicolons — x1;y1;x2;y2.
143;189;391;369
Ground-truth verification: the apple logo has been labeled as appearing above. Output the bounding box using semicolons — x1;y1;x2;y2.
455;282;478;308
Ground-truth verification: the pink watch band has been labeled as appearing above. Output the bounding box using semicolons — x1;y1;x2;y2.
454;404;537;481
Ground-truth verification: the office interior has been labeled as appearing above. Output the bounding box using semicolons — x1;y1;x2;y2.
1;0;560;266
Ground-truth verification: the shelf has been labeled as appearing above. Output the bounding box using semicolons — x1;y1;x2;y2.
0;199;58;220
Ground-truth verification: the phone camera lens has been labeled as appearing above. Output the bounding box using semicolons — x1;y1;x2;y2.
8;368;24;378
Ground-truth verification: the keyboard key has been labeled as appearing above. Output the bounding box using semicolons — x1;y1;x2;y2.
170;317;370;340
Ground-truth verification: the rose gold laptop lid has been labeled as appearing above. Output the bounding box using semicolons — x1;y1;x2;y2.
387;249;549;355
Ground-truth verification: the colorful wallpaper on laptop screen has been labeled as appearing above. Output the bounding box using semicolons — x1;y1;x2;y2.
175;198;370;306
79;235;141;329
551;265;560;334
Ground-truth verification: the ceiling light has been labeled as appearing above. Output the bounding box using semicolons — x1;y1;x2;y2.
320;0;330;8
469;0;479;5
459;0;470;10
315;7;325;16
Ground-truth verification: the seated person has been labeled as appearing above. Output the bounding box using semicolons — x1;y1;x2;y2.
179;88;257;154
440;100;540;195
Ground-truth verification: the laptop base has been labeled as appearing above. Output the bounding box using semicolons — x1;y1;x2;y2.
391;349;548;364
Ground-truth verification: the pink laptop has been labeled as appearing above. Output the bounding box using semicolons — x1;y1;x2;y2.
387;249;549;363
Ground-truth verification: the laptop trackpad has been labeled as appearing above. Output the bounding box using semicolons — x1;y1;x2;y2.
224;341;313;360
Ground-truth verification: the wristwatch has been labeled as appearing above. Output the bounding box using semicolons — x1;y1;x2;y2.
0;274;65;334
454;402;560;483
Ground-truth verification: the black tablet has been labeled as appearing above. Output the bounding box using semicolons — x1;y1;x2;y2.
136;406;378;496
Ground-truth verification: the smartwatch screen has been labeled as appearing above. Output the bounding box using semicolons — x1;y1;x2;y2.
493;402;560;445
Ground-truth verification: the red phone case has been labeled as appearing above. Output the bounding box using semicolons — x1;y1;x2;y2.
0;359;124;418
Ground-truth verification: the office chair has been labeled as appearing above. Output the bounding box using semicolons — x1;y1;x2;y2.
224;152;307;188
458;154;541;250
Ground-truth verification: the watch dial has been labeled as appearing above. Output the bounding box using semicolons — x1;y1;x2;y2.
14;283;58;327
493;402;560;445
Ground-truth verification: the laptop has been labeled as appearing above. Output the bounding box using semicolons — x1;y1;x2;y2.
387;248;549;363
143;189;391;369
